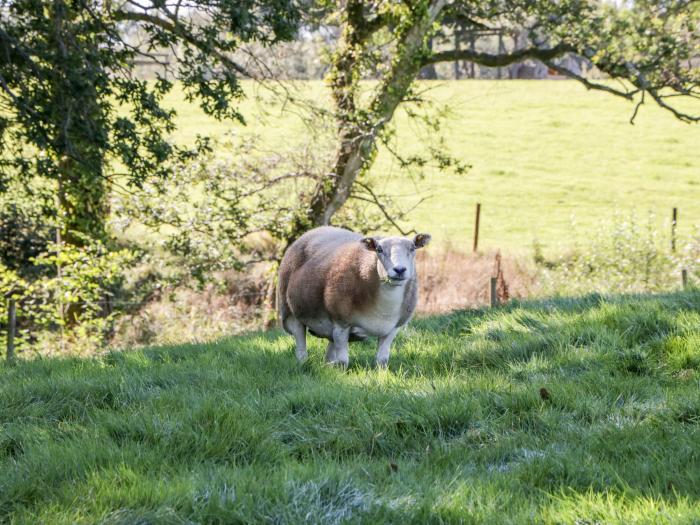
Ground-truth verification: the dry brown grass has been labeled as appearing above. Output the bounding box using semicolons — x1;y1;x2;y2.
112;266;269;347
112;248;537;347
415;248;537;314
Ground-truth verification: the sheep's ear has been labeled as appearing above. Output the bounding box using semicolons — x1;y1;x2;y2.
413;233;432;249
361;237;378;251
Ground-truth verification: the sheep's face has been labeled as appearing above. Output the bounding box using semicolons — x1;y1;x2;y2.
361;233;431;285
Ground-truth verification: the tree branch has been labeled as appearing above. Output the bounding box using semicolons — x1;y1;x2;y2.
113;10;253;78
425;37;699;123
647;89;700;124
423;43;573;67
351;179;423;236
542;60;637;101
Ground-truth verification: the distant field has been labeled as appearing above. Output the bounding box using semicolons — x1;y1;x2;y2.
3;291;700;523
162;80;700;254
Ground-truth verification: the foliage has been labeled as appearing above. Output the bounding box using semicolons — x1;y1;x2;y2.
0;0;300;244
0;239;135;356
536;212;700;295
113;133;426;278
0;0;302;352
0;196;54;279
2;291;700;522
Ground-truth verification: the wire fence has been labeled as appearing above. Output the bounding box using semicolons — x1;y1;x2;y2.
3;204;697;361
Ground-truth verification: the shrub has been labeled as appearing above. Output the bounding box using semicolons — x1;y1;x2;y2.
536;212;699;296
1;239;135;356
0;201;54;279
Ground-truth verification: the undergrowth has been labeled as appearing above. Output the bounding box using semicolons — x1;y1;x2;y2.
535;213;699;296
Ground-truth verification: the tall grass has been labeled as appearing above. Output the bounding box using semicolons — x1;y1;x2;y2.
2;291;700;523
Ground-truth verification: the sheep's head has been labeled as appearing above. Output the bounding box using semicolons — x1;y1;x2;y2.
361;233;431;285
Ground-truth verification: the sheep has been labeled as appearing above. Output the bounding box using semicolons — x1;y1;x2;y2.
277;226;431;368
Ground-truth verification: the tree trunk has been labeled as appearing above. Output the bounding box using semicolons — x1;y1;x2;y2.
52;0;108;247
419;38;438;79
52;0;108;325
286;0;447;245
57;157;107;246
272;1;447;328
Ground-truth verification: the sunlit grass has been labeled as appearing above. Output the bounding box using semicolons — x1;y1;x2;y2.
160;80;700;255
2;290;700;523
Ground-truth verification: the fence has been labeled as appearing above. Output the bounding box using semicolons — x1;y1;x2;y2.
3;205;697;360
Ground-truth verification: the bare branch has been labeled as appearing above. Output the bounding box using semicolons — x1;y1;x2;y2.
113;10;253;78
423;43;573;67
630;90;645;125
351;179;425;236
542;60;637;101
647;89;700;124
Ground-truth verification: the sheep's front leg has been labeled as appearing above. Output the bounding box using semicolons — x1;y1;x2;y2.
330;325;351;368
325;340;337;364
285;316;307;362
376;327;399;369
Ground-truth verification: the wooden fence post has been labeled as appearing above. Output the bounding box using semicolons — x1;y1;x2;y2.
454;25;461;80
469;33;475;78
490;277;498;308
671;207;677;252
497;31;504;79
6;297;16;363
473;203;481;253
682;269;688;290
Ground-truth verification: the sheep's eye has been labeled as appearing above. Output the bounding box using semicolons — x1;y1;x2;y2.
376;246;383;254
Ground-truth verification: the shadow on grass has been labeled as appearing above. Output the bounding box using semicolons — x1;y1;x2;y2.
1;290;699;521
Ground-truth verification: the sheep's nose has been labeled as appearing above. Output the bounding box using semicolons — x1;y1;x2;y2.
393;266;406;276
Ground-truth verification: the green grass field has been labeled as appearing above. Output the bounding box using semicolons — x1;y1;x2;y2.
3;291;700;523
163;80;700;254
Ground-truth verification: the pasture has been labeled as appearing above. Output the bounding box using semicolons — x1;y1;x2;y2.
2;290;700;523
164;80;700;254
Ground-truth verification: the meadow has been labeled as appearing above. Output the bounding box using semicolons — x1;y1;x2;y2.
163;80;700;254
2;82;699;523
2;290;700;523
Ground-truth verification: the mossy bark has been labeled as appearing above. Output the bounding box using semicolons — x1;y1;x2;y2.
286;0;447;245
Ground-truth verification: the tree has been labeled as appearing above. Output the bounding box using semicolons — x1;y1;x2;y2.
104;0;698;330
0;0;300;246
284;0;699;245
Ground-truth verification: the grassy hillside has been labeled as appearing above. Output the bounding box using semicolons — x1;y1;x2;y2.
162;80;700;253
2;291;700;523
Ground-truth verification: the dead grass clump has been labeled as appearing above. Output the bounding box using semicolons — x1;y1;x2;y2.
112;248;537;347
416;248;536;314
112;264;271;347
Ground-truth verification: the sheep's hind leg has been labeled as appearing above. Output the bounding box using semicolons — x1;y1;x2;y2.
330;325;351;368
285;316;307;362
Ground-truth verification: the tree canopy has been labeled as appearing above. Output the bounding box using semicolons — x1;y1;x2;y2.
0;0;300;242
283;0;699;245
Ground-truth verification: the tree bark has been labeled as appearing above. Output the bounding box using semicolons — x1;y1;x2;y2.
57;157;107;246
52;0;108;325
286;0;447;245
52;0;108;247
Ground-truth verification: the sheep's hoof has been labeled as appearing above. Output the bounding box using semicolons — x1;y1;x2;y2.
295;350;309;363
376;359;389;369
327;359;348;370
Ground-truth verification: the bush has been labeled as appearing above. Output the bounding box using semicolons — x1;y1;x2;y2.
536;212;699;296
1;239;135;356
0;202;54;279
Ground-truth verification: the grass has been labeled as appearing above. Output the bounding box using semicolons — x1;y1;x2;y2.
2;290;700;523
161;80;700;254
